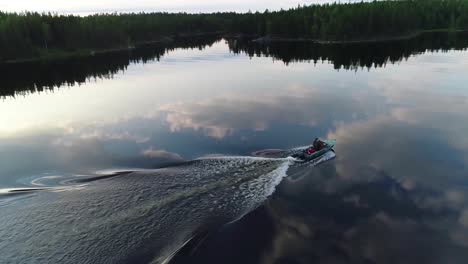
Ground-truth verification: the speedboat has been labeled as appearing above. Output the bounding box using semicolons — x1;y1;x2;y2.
292;139;336;161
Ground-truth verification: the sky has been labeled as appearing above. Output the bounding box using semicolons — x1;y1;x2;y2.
0;0;351;14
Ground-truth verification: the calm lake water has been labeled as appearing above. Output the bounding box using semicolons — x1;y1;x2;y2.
1;33;468;263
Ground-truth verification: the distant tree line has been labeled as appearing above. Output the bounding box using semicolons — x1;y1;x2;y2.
1;0;468;61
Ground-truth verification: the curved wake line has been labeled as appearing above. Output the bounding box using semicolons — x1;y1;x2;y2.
161;160;291;264
163;152;336;264
195;155;296;162
67;158;291;240
229;159;291;224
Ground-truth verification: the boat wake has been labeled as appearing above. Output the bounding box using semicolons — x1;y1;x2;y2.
0;149;336;264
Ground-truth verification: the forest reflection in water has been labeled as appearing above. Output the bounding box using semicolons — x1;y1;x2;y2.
1;32;468;98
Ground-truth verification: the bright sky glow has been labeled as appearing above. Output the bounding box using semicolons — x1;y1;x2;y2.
0;0;352;14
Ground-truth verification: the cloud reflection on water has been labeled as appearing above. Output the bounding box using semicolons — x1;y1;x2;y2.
258;158;468;264
159;88;373;139
252;83;468;263
0;82;380;187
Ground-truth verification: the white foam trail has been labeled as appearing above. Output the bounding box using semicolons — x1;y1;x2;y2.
0;152;335;264
266;160;292;196
196;155;292;162
161;159;291;263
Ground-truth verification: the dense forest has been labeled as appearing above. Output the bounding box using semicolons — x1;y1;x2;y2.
1;0;468;61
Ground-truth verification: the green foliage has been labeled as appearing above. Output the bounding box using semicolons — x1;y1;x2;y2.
1;0;468;61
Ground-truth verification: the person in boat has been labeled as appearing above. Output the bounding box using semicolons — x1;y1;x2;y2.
304;138;325;155
291;138;327;159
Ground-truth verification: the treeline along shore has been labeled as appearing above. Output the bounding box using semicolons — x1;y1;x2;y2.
1;0;468;62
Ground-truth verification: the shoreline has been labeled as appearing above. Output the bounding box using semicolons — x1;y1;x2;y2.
1;32;223;65
2;29;466;64
250;29;468;44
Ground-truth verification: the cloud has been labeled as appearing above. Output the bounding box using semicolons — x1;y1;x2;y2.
141;147;183;161
1;0;345;13
258;168;468;264
78;130;150;144
0;124;174;184
159;90;371;139
328;111;468;189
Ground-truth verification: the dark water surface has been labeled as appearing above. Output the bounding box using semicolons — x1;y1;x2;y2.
1;33;468;263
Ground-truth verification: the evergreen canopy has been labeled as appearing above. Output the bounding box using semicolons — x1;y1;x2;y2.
1;0;467;61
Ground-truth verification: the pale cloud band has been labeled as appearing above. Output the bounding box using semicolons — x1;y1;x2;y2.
0;0;349;13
